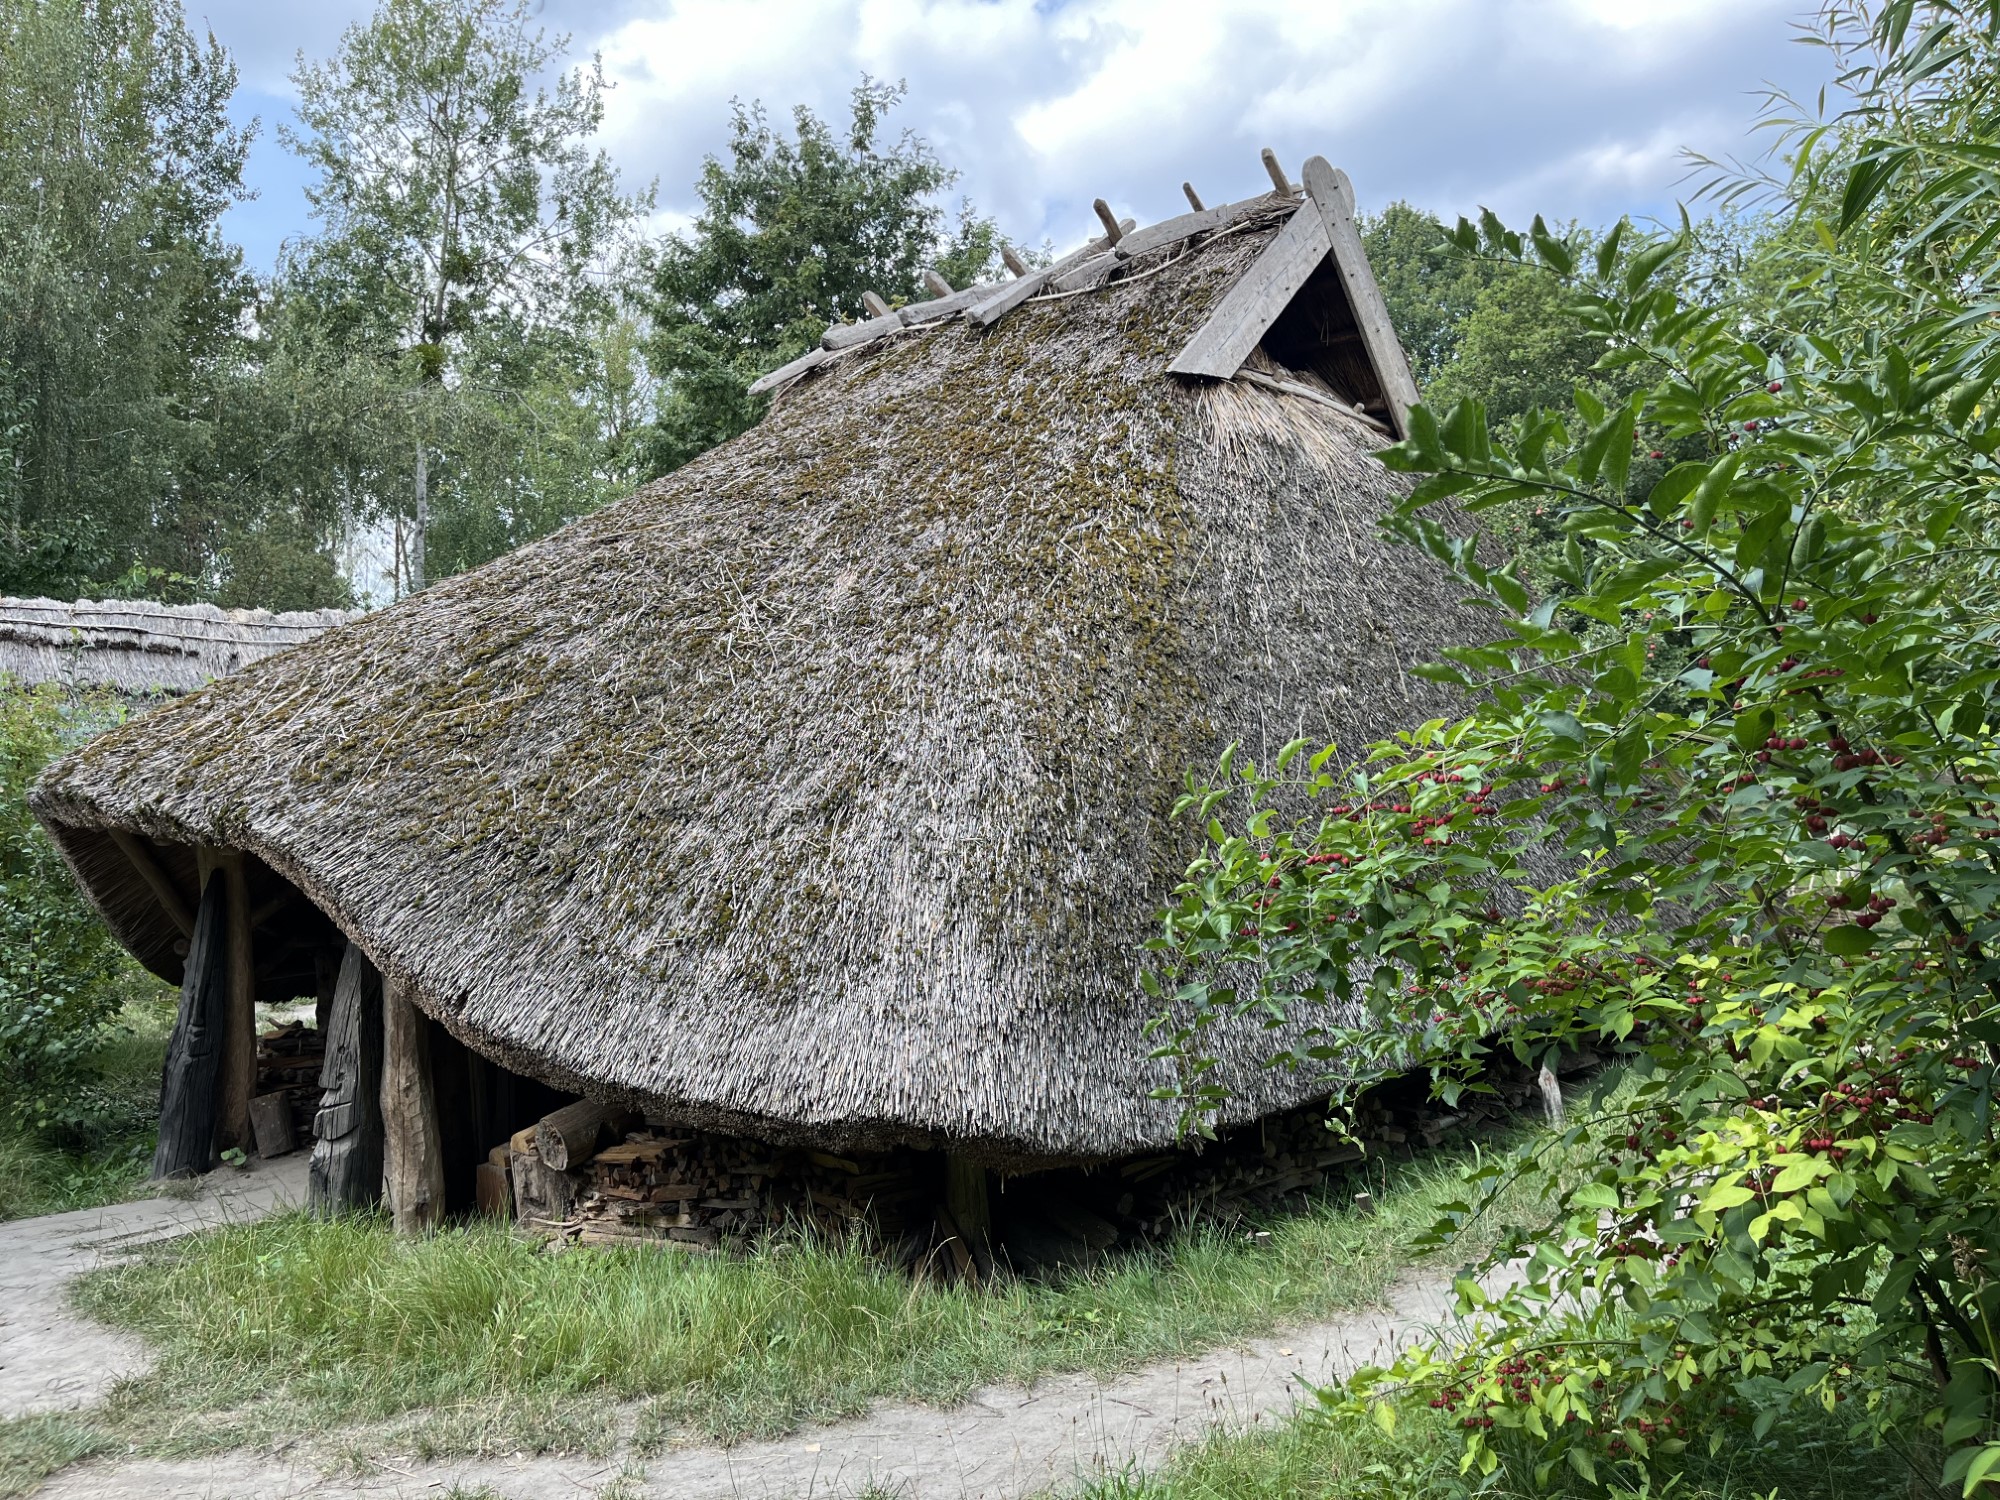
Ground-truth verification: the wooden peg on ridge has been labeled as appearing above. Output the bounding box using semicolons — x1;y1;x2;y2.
1092;198;1125;244
1182;182;1205;211
923;270;954;298
860;290;892;318
1261;147;1295;197
1001;245;1029;278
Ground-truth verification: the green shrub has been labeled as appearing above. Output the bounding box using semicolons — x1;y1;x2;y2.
0;678;140;1138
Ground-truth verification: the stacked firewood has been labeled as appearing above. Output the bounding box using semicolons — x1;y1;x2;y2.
502;1049;1593;1267
254;1020;323;1144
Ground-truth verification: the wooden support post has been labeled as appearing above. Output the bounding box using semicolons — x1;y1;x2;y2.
152;868;227;1178
922;269;954;299
1182;181;1205;212
945;1153;991;1245
1091;198;1124;244
860;290;892;318
204;848;257;1155
109;830;192;937
1261;146;1295;197
381;979;445;1234
313;947;339;1037
308;941;384;1214
1001;245;1029;278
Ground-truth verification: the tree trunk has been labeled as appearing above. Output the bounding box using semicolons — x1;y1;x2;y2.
381;978;444;1234
308;942;384;1214
210;849;257;1155
153;869;228;1178
409;440;427;593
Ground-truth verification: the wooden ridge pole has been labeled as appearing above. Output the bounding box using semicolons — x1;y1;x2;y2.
381;978;445;1234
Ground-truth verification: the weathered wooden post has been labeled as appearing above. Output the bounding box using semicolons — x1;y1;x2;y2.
308;941;384;1214
152;868;228;1178
381;978;445;1234
208;848;257;1155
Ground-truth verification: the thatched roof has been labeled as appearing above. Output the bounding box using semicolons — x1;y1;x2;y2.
0;596;357;697
33;161;1495;1167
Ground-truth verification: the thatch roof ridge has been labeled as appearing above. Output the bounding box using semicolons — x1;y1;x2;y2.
0;595;359;696
31;199;1483;1167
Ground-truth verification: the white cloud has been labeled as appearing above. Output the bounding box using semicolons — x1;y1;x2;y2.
215;0;1838;271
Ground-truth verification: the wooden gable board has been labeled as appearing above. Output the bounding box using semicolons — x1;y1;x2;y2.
1299;156;1420;440
1166;204;1331;380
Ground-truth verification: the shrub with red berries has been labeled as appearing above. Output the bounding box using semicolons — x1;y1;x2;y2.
1152;20;2000;1486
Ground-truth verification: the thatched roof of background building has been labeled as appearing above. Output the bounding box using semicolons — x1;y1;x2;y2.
0;596;357;697
33;160;1498;1167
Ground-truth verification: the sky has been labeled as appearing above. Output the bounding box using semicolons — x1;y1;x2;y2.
201;0;1840;276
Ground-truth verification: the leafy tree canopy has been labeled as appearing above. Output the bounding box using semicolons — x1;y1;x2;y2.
642;79;1008;474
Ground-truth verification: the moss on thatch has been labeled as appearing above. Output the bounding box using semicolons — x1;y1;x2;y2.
31;209;1493;1167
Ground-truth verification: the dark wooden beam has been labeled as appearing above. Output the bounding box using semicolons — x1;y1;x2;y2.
203;847;257;1155
308;941;384;1214
152;869;227;1178
109;830;192;938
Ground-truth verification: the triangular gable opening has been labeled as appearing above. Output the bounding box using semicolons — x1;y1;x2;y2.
1168;157;1420;441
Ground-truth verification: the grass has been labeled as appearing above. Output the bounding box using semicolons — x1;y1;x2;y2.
0;994;173;1223
1065;1396;1923;1500
0;1137;1518;1493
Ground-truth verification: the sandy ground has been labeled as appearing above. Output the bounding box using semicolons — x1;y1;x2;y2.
4;1156;1469;1499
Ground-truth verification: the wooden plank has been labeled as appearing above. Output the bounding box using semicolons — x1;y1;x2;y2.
1051;251;1117;294
109;830;192;937
820;310;903;351
896;283;994;325
748;345;830;396
308;941;383;1214
1167;204;1332;380
1113;194;1278;262
966;221;1132;329
1301;156;1421;440
151;867;227;1179
248;1092;295;1158
209;848;257;1156
381;978;445;1234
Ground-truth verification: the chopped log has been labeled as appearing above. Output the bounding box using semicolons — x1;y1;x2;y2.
860;290;892;318
1001;245;1029;277
510;1148;577;1225
747;345;831;396
474;1160;512;1218
535;1099;636;1171
152;868;228;1178
109;830;192;937
1182;181;1205;211
1091;198;1125;244
203;848;257;1155
308;942;384;1214
1299;156;1421;440
1167;204;1331;380
1261;146;1296;197
509;1124;538;1156
922;269;954;298
248;1093;296;1158
380;979;445;1235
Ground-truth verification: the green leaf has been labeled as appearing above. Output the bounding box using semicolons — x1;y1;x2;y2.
1646;462;1707;521
1700;1182;1756;1213
1538;711;1587;750
1732;705;1774;754
1824;925;1874;956
1688;450;1744;539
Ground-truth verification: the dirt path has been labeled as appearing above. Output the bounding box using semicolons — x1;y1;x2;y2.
28;1265;1465;1499
0;1153;311;1419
